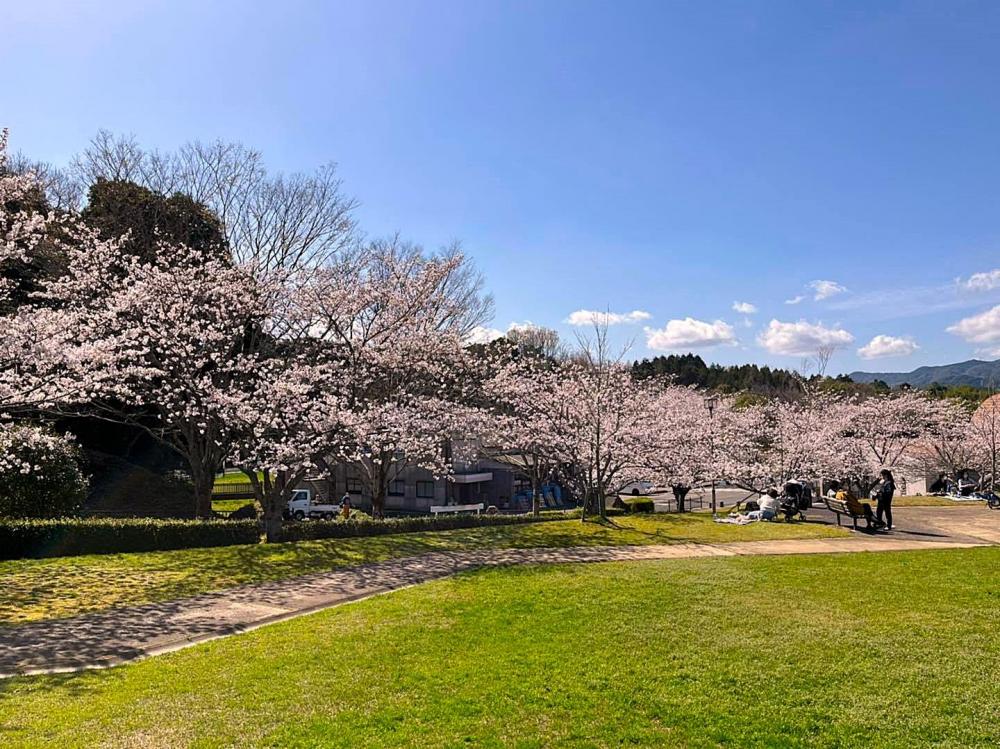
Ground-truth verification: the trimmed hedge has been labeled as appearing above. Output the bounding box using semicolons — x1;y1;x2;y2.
0;512;573;559
622;497;655;514
0;517;260;560
280;512;563;542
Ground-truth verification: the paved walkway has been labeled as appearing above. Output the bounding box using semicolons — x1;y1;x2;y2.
1;517;993;679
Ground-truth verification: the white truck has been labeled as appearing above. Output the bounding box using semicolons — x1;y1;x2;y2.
285;489;344;521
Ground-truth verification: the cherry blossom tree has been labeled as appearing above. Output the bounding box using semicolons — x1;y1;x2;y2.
1;130;127;419
970;395;1000;490
899;395;995;490
221;240;494;536
219;357;347;539
714;390;841;493
483;345;575;515
640;384;713;511
0;424;88;517
38;231;264;517
559;324;650;519
301;244;492;520
823;390;962;495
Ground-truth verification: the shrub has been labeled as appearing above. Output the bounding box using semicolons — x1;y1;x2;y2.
0;517;260;559
0;425;88;519
622;497;655;514
226;503;259;520
280;512;563;542
0;512;569;559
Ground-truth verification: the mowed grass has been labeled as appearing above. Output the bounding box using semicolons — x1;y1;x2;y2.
863;495;986;507
0;513;845;626
210;498;255;513
2;547;998;748
212;472;267;486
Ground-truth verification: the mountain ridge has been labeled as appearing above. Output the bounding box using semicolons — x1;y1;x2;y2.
848;359;1000;388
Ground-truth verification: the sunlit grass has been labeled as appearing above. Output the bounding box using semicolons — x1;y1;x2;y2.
0;513;844;626
861;495;985;507
210;498;255;513
1;547;997;747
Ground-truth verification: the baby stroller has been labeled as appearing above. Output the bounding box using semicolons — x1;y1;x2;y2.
978;491;1000;510
779;480;811;521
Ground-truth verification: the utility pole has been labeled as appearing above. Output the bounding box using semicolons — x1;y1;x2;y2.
704;394;718;517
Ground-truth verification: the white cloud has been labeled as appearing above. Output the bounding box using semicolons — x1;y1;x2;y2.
809;279;848;301
467;321;550;344
644;318;737;351
757;319;854;356
857;335;919;360
784;295;805;305
947;305;1000;345
506;320;538;333
465;325;504;345
962;269;1000;292
565;309;652;326
732;301;757;315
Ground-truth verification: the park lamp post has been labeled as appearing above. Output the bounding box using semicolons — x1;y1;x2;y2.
704;394;718;517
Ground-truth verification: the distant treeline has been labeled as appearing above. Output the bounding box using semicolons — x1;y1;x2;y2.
631;354;803;394
631;353;992;408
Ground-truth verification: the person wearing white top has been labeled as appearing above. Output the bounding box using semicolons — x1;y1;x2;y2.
758;489;780;520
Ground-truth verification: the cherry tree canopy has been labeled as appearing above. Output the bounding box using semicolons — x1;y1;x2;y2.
484;345;576;515
641;384;713;492
1;130;128;418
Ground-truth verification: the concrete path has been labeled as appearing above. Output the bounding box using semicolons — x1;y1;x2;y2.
0;530;989;679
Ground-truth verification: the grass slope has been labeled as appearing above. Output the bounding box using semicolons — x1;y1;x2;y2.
1;547;997;747
0;514;844;626
210;498;255;513
212;472;267;486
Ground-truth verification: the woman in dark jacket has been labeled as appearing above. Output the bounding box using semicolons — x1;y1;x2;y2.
875;469;896;530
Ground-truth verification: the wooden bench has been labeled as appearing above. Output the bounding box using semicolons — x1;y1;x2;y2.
823;497;868;530
430;503;484;516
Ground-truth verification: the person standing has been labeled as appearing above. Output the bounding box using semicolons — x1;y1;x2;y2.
875;469;896;530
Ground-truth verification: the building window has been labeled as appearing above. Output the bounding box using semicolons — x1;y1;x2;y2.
416;480;435;499
346;475;362;494
389;480;405;497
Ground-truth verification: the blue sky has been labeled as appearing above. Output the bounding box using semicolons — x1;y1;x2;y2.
6;0;1000;374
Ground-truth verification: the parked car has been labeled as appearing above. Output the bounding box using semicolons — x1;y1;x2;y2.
620;480;655;496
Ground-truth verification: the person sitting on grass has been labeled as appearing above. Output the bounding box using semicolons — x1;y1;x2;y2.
758;488;780;521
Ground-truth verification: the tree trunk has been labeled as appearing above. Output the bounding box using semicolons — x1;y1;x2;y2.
192;466;215;519
258;470;295;544
531;478;541;517
263;502;283;543
672;485;688;513
372;491;385;520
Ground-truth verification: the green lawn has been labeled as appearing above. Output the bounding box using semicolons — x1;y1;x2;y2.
212;471;267;486
0;513;844;626
865;495;986;507
2;547;997;747
210;498;256;513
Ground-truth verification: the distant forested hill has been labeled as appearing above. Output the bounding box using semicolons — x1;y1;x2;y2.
631;354;802;394
849;359;1000;388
